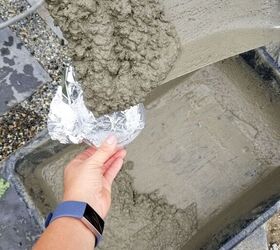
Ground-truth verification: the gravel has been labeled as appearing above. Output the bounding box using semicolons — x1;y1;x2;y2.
0;0;69;160
268;213;280;250
270;244;279;250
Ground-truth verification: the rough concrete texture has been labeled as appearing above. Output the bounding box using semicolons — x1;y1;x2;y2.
43;0;280;116
16;57;280;249
161;0;280;83
17;144;197;249
45;0;180;116
100;165;197;249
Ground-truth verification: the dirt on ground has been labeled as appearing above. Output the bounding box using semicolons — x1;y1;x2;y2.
268;213;280;249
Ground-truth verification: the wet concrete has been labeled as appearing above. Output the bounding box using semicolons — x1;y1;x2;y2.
13;57;280;249
162;0;280;83
16;143;198;249
46;0;180;116
43;0;280;116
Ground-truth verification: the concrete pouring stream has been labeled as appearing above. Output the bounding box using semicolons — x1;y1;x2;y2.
43;0;280;116
12;57;280;249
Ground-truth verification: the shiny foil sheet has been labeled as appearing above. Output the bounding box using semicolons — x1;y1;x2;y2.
47;66;145;147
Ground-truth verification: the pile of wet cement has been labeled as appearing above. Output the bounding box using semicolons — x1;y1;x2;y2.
46;0;180;116
33;155;197;249
100;162;197;249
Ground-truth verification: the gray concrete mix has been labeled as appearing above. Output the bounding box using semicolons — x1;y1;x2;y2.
11;57;280;250
0;0;279;249
46;0;180;116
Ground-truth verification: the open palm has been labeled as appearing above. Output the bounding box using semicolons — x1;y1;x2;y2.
63;136;126;219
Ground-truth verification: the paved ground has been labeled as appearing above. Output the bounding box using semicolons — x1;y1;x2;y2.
0;181;41;249
234;226;268;250
0;0;68;160
0;20;50;115
268;213;280;249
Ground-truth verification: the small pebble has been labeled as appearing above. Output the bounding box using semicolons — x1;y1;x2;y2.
271;243;280;250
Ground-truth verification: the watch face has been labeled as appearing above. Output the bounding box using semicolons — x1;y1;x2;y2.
84;204;104;234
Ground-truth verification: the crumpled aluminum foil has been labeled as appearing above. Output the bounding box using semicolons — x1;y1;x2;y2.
47;66;145;147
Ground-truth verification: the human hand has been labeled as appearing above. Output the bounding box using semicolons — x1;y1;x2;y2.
63;135;126;219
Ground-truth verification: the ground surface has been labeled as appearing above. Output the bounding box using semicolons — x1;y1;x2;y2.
0;0;68;161
268;214;280;249
234;226;268;250
0;184;41;250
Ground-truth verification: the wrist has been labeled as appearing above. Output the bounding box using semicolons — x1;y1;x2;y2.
45;201;105;247
62;194;104;219
52;217;96;245
61;196;105;220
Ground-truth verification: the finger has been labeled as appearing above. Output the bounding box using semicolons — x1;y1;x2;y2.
74;147;97;161
87;135;117;168
103;149;127;174
102;150;124;173
104;157;124;187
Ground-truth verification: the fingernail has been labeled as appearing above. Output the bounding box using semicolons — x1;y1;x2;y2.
106;135;117;145
123;150;127;158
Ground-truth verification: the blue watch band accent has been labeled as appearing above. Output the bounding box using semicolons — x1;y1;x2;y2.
45;201;104;247
45;201;86;227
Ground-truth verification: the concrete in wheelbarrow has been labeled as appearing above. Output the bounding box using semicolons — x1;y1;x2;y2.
35;0;280;116
162;0;280;83
0;0;279;249
3;57;279;250
30;0;280;87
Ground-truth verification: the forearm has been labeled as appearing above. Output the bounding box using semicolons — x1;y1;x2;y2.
33;136;125;250
33;217;95;250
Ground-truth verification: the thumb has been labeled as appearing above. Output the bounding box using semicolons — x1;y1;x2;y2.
86;135;118;168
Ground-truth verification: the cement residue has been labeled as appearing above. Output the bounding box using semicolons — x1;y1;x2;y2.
101;161;197;249
18;147;197;249
14;56;280;249
212;59;280;166
46;0;180;116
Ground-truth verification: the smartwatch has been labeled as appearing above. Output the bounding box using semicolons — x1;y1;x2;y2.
45;201;104;247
